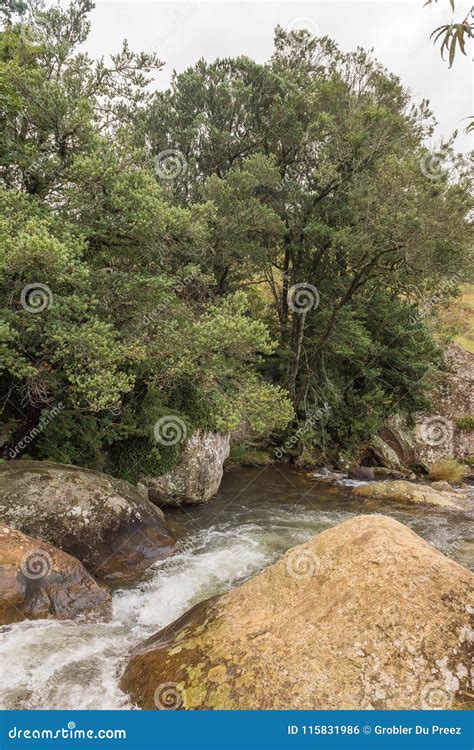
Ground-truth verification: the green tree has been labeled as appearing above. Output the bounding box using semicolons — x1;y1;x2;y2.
145;27;472;457
0;1;294;471
1;2;471;470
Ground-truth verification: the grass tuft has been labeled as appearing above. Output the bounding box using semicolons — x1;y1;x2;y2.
455;416;474;430
428;458;465;484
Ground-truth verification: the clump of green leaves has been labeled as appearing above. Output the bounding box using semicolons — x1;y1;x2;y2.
455;416;474;430
427;0;473;68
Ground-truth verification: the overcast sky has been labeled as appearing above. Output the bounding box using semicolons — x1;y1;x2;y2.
83;1;472;153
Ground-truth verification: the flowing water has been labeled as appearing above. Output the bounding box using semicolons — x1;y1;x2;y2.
1;467;473;710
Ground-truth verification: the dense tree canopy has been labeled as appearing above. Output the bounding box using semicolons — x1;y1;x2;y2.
1;0;472;473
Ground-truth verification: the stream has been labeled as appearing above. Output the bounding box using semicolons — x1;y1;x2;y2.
1;467;473;710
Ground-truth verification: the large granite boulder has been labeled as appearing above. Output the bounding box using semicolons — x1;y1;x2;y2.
144;431;230;506
414;347;473;466
376;414;416;469
375;346;474;470
0;524;111;625
352;480;466;510
120;515;474;710
0;462;175;581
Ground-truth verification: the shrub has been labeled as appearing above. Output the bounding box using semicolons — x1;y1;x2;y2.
428;458;465;484
227;445;274;468
111;437;183;484
455;416;474;431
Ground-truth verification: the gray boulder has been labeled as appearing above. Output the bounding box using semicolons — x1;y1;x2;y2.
0;461;175;581
376;414;416;469
144;430;230;506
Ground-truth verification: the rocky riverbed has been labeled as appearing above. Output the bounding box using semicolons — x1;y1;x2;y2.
0;466;472;710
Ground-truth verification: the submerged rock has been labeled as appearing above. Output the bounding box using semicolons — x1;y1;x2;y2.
311;469;344;484
120;515;474;710
373;467;416;480
144;431;230;506
0;461;175;581
0;524;111;625
348;466;374;481
431;480;457;493
352;480;465;509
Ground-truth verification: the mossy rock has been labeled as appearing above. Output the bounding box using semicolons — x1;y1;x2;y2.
352;480;466;510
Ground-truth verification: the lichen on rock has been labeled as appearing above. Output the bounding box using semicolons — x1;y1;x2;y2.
120;515;474;710
0;461;175;580
144;431;230;506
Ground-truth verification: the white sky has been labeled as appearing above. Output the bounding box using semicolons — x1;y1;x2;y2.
83;1;473;153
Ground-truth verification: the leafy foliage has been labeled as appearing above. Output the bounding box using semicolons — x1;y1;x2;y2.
426;0;473;67
0;1;471;474
455;416;474;430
